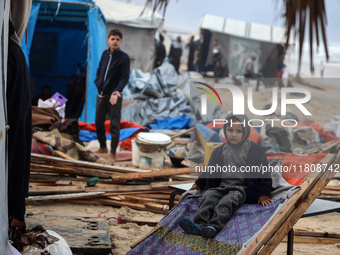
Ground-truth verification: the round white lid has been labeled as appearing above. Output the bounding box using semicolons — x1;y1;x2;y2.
137;132;171;145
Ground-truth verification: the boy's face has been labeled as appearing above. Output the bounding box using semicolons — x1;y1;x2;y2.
225;123;243;145
107;35;122;52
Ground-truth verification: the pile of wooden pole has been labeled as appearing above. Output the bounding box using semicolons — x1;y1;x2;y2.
304;140;340;155
29;153;196;214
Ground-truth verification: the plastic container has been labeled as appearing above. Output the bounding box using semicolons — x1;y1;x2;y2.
50;92;68;107
134;132;171;168
204;142;223;164
139;151;165;169
132;139;139;166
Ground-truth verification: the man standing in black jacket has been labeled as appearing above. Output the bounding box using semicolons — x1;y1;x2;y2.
94;28;130;163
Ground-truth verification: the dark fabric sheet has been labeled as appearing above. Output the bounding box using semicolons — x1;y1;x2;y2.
7;36;32;200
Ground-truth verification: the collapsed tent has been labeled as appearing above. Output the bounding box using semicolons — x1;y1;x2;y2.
121;63;226;126
22;0;163;124
196;14;289;85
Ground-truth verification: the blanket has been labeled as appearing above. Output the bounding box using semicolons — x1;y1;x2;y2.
33;130;111;164
127;198;283;255
127;159;299;255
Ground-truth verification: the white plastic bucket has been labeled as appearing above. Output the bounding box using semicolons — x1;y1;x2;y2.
132;139;139;167
139;151;165;169
134;132;171;168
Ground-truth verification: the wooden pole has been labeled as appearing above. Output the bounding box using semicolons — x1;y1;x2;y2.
111;168;191;181
130;225;162;249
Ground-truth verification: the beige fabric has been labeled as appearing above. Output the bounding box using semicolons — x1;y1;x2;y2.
10;0;32;46
33;129;112;165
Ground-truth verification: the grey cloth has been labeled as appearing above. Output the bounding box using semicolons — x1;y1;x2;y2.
194;181;246;232
222;113;251;178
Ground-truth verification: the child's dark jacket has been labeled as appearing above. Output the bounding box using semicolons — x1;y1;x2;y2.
195;141;272;204
95;48;130;96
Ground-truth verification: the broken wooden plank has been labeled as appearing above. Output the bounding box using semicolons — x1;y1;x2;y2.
282;236;340;244
293;230;340;239
170;127;195;139
29;184;85;195
304;140;340;155
130;225;162;249
26;191;105;201
85;183;153;193
54;150;75;160
63;198;168;214
110;168;191;181
31;153;152;173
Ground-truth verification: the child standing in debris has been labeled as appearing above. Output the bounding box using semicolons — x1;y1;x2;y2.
94;28;130;163
180;113;272;238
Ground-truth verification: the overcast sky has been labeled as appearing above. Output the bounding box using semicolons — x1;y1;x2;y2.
122;0;340;44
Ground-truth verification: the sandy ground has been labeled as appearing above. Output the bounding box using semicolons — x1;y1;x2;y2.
26;75;340;255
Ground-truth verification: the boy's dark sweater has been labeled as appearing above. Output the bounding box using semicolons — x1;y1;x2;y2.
195;142;272;204
95;48;130;96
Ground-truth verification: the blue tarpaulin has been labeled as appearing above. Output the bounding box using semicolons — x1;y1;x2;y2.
149;115;191;130
21;0;106;123
194;123;223;143
80;6;106;123
79;128;142;142
21;2;41;71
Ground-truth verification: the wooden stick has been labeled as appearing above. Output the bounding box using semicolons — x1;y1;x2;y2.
170;127;195;139
31;153;152;173
54;150;75;160
29;184;85;195
130;225;162;249
110;168;191;181
282;236;340;244
293;230;340;239
26;191;105;201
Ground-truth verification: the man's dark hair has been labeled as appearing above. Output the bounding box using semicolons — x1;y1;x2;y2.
159;34;164;42
108;28;122;39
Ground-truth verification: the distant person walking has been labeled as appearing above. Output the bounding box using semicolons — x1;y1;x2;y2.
320;61;325;78
212;39;226;83
169;36;183;74
244;53;268;91
276;59;286;88
154;34;166;68
94;28;130;163
186;36;196;71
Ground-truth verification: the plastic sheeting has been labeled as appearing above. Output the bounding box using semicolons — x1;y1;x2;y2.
20;2;40;71
79;6;107;123
122;94;191;127
121;65;225;126
124;62;178;99
96;0;162;29
0;1;10;253
22;1;107;123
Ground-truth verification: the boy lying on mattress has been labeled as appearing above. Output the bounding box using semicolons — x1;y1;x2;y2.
180;113;273;238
